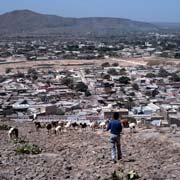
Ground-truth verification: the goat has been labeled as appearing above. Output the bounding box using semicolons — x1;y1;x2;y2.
99;120;109;129
8;127;18;140
54;125;62;135
136;119;142;128
71;122;79;130
121;119;129;128
170;124;177;134
64;122;72;131
46;123;52;134
90;121;99;131
58;121;66;131
34;122;42;131
129;123;136;133
80;123;87;130
51;121;58;128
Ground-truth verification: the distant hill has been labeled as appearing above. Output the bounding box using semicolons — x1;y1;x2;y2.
0;10;159;37
153;22;180;31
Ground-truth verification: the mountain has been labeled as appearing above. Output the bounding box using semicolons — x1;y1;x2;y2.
153;22;180;31
0;10;159;37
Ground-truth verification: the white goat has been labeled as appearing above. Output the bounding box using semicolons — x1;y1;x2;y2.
129;123;136;133
170;124;178;134
136;120;142;128
54;125;62;135
8;127;19;140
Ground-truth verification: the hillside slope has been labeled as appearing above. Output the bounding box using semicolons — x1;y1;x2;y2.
0;10;159;36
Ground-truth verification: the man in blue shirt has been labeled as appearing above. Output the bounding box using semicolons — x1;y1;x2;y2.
107;112;122;163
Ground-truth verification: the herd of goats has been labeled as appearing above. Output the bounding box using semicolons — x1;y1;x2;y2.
8;118;178;141
7;118;140;141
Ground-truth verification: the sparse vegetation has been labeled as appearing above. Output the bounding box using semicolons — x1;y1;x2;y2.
127;170;140;180
104;171;124;180
15;143;42;155
0;124;11;130
119;76;130;84
12;137;28;144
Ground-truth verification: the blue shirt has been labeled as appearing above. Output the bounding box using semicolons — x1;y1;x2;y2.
107;120;122;135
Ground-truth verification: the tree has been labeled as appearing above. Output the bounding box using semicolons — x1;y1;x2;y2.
16;71;25;78
127;97;133;110
170;73;180;82
5;68;12;74
102;73;111;80
85;69;91;74
75;82;88;92
0;75;6;83
152;88;159;97
112;62;119;67
145;73;156;78
27;68;38;75
129;92;135;97
61;77;74;89
119;68;127;75
85;90;91;97
107;68;119;76
32;74;38;81
132;83;139;91
119;76;130;84
158;67;170;77
101;62;110;68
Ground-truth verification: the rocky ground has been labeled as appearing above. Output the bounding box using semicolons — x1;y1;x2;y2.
0;121;180;180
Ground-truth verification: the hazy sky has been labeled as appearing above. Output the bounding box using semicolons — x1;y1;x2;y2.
0;0;179;22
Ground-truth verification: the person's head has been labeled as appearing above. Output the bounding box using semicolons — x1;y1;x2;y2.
113;112;119;120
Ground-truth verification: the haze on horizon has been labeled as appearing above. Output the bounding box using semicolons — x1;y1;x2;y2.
0;0;180;23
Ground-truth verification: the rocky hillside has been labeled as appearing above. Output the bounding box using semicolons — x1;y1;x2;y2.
0;120;180;180
0;10;159;37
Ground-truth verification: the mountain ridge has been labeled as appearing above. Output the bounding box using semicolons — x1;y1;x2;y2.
0;10;159;37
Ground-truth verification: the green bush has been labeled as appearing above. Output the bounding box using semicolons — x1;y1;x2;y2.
127;170;140;180
104;171;124;180
85;90;91;97
5;68;12;74
15;144;42;155
0;124;11;130
119;76;130;84
12;137;28;144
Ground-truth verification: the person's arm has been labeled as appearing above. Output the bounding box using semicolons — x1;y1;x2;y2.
119;122;122;133
106;121;111;131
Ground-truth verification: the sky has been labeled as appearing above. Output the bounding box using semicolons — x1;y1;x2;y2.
0;0;179;22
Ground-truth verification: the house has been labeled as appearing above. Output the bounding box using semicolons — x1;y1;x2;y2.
103;108;129;119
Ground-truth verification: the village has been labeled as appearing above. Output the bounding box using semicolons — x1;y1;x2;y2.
0;57;180;127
